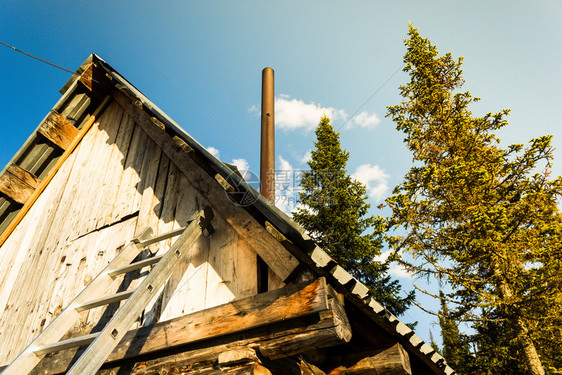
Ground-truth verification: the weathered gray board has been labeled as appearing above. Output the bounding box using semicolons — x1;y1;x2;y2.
0;98;277;365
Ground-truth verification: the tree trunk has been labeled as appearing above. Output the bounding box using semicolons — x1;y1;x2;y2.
497;276;545;375
516;317;544;375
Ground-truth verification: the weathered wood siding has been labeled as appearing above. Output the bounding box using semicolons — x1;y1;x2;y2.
0;99;258;365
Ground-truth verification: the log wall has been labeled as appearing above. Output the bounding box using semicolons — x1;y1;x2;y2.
0;99;262;365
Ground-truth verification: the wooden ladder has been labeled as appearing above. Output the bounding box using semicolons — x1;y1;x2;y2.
1;207;214;375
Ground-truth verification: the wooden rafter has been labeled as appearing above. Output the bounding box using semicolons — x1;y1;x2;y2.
0;164;39;205
37;111;79;150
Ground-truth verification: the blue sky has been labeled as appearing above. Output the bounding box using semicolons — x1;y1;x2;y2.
2;1;561;345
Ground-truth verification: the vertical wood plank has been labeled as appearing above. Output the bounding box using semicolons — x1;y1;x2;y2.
96;112;136;228
205;219;258;309
0;146;81;363
55;106;114;241
111;121;148;221
158;172;207;321
133;142;163;238
79;102;124;236
141;161;179;326
268;267;286;291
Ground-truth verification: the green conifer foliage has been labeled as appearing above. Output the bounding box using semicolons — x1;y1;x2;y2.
438;292;471;374
386;25;562;374
293;116;413;316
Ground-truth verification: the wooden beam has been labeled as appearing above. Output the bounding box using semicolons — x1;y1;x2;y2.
14;278;351;374
0;164;39;204
327;344;412;375
221;363;273;375
104;318;344;375
218;347;260;367
109;360;273;375
111;89;300;281
259;282;351;360
0;95;111;248
76;61;117;102
38;111;79;150
79;63;94;91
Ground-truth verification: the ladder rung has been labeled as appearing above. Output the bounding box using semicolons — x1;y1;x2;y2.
75;290;135;312
108;254;164;277
136;227;186;248
33;333;98;356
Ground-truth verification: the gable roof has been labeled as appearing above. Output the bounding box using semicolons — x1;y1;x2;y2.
0;54;455;375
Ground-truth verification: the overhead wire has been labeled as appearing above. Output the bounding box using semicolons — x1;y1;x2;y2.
1;40;248;157
0;40;93;81
149;56;251;157
336;63;405;132
1;39;405;158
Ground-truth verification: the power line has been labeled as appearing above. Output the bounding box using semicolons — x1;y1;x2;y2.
0;40;91;80
1;39;248;158
149;56;250;157
336;63;405;131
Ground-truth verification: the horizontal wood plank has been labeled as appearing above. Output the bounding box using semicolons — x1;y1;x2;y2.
14;278;351;374
38;111;79;150
33;333;98;356
0;164;39;204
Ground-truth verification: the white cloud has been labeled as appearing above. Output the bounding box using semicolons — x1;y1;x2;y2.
207;146;220;159
373;250;414;279
278;155;292;171
231;158;251;180
389;263;414;279
352;163;390;201
250;95;380;132
349;111;381;129
275;155;299;215
300;150;312;164
373;249;392;263
205;147;252;181
274;95;347;131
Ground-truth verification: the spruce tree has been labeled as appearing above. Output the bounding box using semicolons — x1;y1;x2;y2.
438;292;471;374
294;115;413;316
386;24;562;374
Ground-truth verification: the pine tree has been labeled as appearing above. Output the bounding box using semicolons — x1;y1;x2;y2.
470;313;529;374
386;24;562;374
429;330;442;356
293;115;413;316
438;292;471;374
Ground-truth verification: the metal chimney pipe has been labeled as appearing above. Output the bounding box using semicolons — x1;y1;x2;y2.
260;67;275;204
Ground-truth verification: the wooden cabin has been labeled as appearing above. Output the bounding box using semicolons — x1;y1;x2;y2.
0;55;455;375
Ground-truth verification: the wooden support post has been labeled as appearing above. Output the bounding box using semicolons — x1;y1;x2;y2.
38;111;79;150
0;164;39;204
111;89;300;281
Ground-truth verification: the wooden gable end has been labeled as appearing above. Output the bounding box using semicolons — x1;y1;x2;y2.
0;95;288;366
